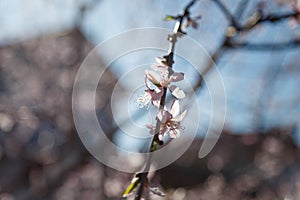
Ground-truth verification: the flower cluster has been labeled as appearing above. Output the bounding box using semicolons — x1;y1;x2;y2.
137;57;185;107
137;56;187;139
146;100;187;139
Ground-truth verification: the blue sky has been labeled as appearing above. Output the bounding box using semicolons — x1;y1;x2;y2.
1;0;300;148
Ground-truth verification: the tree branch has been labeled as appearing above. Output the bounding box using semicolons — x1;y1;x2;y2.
133;1;199;199
212;0;300;51
212;0;241;28
240;11;300;31
192;1;300;94
225;38;300;50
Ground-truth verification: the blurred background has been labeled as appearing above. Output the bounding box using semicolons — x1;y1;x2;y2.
1;0;300;199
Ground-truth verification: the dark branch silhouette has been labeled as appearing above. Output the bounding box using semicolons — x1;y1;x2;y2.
240;11;300;31
225;38;300;50
212;0;241;28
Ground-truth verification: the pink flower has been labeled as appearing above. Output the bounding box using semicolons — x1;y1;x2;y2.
144;57;186;100
145;69;184;88
142;58;187;140
156;100;187;138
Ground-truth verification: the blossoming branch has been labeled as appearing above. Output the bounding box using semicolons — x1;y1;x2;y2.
123;0;200;199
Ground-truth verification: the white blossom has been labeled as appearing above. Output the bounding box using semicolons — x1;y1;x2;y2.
156;100;187;138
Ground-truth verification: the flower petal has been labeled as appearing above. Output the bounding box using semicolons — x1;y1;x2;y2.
145;70;161;85
157;109;171;124
153;100;160;107
169;129;180;138
145;123;155;134
146;88;163;101
171;110;187;122
145;123;154;129
144;75;152;89
151;63;167;72
169;72;184;82
169;85;185;99
170;100;180;117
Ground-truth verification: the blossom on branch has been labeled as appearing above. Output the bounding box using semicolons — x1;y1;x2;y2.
139;56;187;139
137;57;186;109
146;57;185;96
148;57;184;86
157;100;187;138
146;100;187;139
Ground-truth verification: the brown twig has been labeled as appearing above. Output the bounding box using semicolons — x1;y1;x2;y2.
191;0;300;93
212;0;241;28
225;38;300;50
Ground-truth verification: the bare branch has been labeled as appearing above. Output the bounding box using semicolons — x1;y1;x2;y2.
241;11;300;31
184;0;199;12
225;38;300;50
212;0;241;28
212;0;300;31
259;12;300;23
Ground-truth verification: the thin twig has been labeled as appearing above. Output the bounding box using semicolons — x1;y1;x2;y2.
211;0;300;51
134;1;199;199
212;0;241;28
212;0;300;30
225;38;300;50
240;11;300;31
